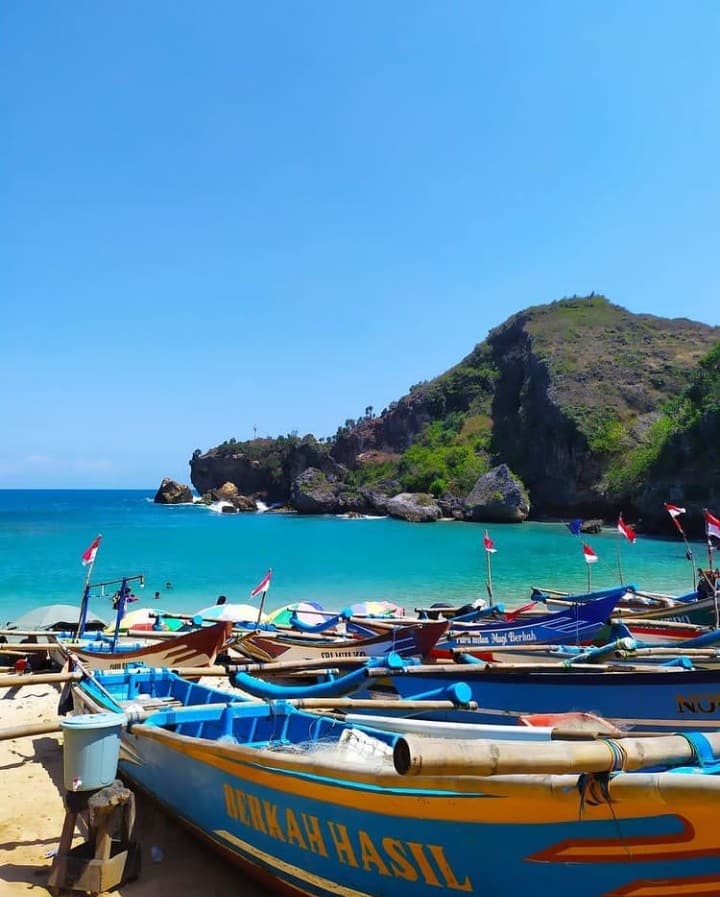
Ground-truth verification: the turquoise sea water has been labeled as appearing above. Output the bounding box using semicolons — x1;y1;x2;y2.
0;490;705;627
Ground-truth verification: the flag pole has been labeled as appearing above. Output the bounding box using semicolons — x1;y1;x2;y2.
250;569;272;624
704;509;714;572
482;530;495;606
257;589;268;624
75;535;101;640
703;510;719;627
615;533;623;585
485;547;493;606
667;506;696;592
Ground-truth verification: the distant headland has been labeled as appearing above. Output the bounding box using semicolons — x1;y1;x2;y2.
156;295;720;537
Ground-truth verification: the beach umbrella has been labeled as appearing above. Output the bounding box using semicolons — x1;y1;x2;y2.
266;601;327;627
9;604;108;631
349;600;404;617
194;603;269;624
103;607;184;633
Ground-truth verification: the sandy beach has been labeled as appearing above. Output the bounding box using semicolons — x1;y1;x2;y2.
0;679;268;897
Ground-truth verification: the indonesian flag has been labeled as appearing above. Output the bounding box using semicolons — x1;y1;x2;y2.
617;514;636;544
582;543;599;564
483;531;497;553
705;511;720;542
664;503;686;519
250;568;272;599
81;535;102;567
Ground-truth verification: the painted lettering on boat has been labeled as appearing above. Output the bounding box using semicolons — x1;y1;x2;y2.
676;694;720;714
222;784;471;890
457;630;538;648
319;650;369;659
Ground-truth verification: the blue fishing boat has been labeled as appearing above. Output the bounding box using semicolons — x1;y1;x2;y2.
535;582;720;628
430;586;624;659
68;667;720;897
368;659;720;732
224;646;720;733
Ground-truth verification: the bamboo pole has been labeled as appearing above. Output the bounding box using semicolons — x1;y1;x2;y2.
0;671;84;688
281;697;479;712
372;658;683;674
617;647;720;658
615;618;707;631
0;720;68;740
393;730;720;777
0;651;378;689
0;644;59;653
0;695;479;742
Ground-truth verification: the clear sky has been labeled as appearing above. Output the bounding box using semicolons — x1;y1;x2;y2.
3;1;719;489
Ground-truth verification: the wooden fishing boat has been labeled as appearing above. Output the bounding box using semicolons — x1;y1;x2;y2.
66;667;720;897
232;619;448;664
609;617;720;647
455;625;720;667
429;587;623;659
64;620;233;670
536;583;720;628
366;658;720;732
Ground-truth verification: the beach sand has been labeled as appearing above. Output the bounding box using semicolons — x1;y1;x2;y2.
0;680;268;896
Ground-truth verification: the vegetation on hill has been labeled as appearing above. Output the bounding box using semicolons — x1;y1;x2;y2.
609;344;720;496
190;295;720;524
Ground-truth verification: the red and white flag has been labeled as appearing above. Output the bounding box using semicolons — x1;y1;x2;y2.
705;511;720;541
664;503;686;519
617;514;636;544
483;531;497;553
250;568;272;599
81;535;102;567
582;543;599;564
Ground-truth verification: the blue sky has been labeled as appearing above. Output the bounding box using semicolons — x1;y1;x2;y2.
3;1;719;488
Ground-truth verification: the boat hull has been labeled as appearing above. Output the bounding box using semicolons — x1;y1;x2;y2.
384;665;720;731
68;668;720;897
63;621;232;670
118;722;720;897
235;620;447;664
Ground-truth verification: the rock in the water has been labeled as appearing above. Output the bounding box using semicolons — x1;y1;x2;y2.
154;478;193;504
386;493;442;523
203;482;258;512
463;464;530;522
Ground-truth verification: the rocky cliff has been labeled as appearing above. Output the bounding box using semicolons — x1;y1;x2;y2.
185;296;720;530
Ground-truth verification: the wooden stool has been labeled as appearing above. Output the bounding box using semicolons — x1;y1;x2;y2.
47;779;141;896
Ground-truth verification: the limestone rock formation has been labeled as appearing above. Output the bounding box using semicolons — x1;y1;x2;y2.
291;469;340;514
386;493;442;523
190;438;344;501
154;478;193;504
463;464;530;523
201;482;258;512
291;468;369;515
